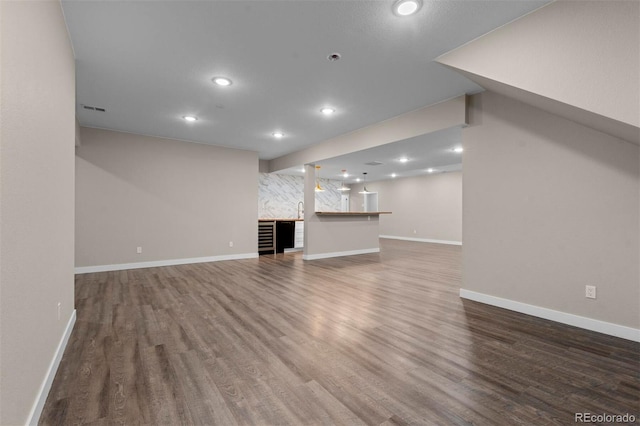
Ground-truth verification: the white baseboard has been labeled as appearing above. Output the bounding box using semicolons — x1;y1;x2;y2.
460;289;640;342
75;252;258;274
379;235;462;246
284;247;303;253
303;248;380;261
26;309;77;426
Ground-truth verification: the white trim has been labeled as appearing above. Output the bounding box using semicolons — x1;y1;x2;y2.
379;235;462;246
303;248;380;261
75;253;258;274
284;247;303;253
459;289;640;343
26;310;77;426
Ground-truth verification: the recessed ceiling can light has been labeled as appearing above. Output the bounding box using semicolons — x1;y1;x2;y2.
183;115;198;122
394;0;422;16
320;107;335;115
391;173;397;178
212;77;232;86
327;53;341;61
452;147;464;153
399;157;409;163
427;168;435;173
272;132;284;139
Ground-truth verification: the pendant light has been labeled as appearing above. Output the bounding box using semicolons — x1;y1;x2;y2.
358;172;370;194
338;169;351;192
314;165;325;192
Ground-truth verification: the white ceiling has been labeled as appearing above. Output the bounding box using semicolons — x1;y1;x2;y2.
279;126;463;183
63;0;548;167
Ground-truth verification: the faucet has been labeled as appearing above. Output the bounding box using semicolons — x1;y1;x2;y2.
297;201;304;219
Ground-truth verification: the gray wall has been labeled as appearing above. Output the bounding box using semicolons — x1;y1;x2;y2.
463;91;639;328
437;1;639;143
303;165;380;258
0;1;76;424
350;172;462;243
76;128;258;267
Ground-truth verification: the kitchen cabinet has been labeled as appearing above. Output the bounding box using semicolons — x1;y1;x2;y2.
294;221;304;249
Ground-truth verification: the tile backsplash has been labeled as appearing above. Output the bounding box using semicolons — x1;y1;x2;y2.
258;173;344;218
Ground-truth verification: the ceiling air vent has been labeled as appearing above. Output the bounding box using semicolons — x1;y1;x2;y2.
364;161;384;166
82;104;106;112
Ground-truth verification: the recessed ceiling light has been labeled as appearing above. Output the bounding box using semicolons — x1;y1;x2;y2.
212;77;232;86
391;173;397;178
327;53;341;62
356;178;361;182
320;107;335;115
394;0;422;16
343;172;349;178
183;115;198;122
399;157;409;163
452;147;463;153
272;132;284;139
427;168;435;173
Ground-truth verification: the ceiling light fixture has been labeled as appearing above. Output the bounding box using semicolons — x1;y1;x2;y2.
452;147;463;153
399;157;409;163
427;168;435;173
391;173;397;178
315;165;325;192
183;115;198;122
338;169;351;192
393;0;422;16
212;77;232;86
272;132;284;139
359;172;371;194
327;53;341;61
320;107;335;115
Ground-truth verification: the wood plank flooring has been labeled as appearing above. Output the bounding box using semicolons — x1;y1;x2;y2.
40;240;639;425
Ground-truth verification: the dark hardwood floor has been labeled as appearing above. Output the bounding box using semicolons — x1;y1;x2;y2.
40;240;639;425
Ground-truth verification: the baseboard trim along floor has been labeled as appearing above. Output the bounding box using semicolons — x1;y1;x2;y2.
379;235;462;246
27;309;77;426
75;253;259;274
460;288;640;342
302;248;380;261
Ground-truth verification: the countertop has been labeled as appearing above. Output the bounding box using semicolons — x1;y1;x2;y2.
259;218;304;222
259;212;391;220
315;211;392;216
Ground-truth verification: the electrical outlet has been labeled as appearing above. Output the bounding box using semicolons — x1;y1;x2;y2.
57;302;61;320
229;241;234;248
585;285;596;299
137;246;142;254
